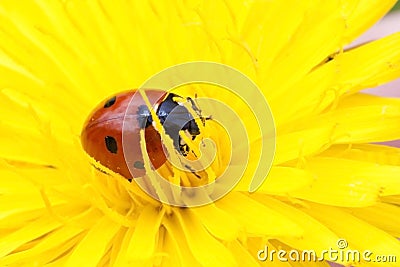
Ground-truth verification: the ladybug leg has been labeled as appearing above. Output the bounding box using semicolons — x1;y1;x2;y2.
187;97;202;114
90;163;111;176
179;142;190;156
191;149;198;158
187;97;211;127
186;119;200;137
183;163;201;179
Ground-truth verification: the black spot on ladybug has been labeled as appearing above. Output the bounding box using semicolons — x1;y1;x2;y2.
105;136;118;153
133;161;145;169
104;96;116;108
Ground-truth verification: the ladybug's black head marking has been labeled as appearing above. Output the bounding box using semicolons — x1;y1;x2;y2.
135;93;204;157
104;96;116;108
105;136;118;153
137;105;153;129
156;93;200;155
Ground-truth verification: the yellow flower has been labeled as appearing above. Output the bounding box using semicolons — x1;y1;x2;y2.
1;1;400;266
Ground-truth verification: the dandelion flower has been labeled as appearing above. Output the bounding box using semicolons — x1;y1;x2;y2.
1;1;400;267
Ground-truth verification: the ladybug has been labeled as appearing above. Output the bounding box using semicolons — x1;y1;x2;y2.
81;89;201;179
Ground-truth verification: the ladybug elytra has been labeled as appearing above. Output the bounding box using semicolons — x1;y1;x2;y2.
81;89;201;179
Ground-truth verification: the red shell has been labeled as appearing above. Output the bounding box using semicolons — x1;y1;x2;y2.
81;89;168;179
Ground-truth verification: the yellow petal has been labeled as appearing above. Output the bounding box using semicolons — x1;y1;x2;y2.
216;192;303;237
227;240;260;267
334;33;400;93
170;209;237;267
162;217;202;267
345;203;400;237
65;216;121;267
123;205;164;262
291;94;400;144
0;226;83;266
264;1;345;99
267;239;334;267
253;195;348;265
274;127;334;164
235;166;314;195
276;33;400;126
191;204;241;241
320;143;400;166
303;202;400;267
290;157;400;206
240;1;316;78
341;0;397;43
0;204;87;258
